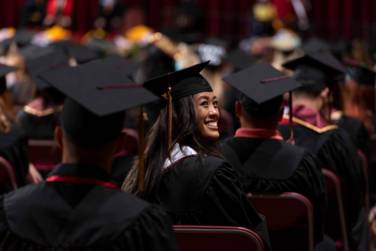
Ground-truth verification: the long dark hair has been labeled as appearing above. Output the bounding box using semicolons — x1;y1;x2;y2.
123;95;220;198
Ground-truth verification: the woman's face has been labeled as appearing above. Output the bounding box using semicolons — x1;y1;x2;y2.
193;91;220;141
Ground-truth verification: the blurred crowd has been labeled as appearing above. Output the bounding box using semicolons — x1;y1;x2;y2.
1;0;376;250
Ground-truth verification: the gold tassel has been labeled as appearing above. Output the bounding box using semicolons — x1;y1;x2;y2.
137;107;145;193
166;86;173;157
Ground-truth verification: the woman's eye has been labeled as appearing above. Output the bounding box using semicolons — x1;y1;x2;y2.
213;101;218;107
200;101;209;106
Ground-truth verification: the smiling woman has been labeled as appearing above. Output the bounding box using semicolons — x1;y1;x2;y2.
123;62;272;251
193;91;220;141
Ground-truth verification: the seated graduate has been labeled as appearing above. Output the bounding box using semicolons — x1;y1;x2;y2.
17;48;69;140
221;63;327;246
279;53;366;251
305;41;371;158
0;63;37;194
334;62;376;155
123;62;272;250
0;57;178;251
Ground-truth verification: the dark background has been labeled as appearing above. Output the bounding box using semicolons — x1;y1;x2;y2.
0;0;375;43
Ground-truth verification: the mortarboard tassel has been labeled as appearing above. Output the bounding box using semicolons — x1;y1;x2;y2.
137;107;146;193
287;91;295;144
166;86;173;157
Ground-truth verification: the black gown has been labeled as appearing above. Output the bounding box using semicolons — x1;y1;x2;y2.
0;164;178;251
278;120;366;250
17;104;61;140
149;154;272;251
0;123;29;194
221;136;326;244
331;113;370;158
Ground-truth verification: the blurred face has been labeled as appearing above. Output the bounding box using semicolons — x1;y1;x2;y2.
193;92;220;141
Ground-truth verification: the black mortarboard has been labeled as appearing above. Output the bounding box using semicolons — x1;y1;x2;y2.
303;37;330;52
224;63;299;143
346;63;375;86
283;50;346;76
0;29;35;50
51;40;99;64
143;61;212;100
226;48;256;71
39;56;158;147
143;61;212;153
0;63;17;94
26;49;69;90
20;44;55;60
223;62;301;104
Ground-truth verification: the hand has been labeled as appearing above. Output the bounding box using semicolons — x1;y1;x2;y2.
27;164;43;184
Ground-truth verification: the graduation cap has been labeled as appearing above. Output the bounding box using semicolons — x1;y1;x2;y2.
0;29;35;50
26;49;70;90
41;56;158;191
20;44;55;60
51;40;100;64
283;50;346;76
345;60;375;86
143;61;212;100
302;37;330;53
223;62;301;142
223;62;301;105
144;61;211;152
0;63;17;94
226;48;256;71
39;56;157;117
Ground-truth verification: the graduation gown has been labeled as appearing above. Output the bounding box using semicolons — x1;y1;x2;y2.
331;111;370;158
149;153;272;251
279;117;365;250
0;123;29;193
0;164;178;251
17;101;62;140
221;128;326;244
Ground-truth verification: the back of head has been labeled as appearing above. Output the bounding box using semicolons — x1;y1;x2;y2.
293;65;327;97
238;92;283;119
62;98;125;148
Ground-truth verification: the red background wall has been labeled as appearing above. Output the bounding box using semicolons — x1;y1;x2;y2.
1;0;375;42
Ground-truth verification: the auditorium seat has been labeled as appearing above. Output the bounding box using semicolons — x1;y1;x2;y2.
27;139;61;174
174;225;264;251
322;169;349;251
248;192;314;251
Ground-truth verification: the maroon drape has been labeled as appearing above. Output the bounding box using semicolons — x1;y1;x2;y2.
0;0;375;42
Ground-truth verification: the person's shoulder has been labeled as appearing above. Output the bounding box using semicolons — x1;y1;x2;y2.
173;154;229;175
164;154;234;193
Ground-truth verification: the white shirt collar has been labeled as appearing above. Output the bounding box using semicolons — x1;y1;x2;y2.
163;144;198;169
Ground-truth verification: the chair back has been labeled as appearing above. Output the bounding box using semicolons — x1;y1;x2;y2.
174;225;264;251
248;192;314;251
322;168;349;251
27;139;61;174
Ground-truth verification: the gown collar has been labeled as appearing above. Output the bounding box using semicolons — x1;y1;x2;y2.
235;128;283;141
163;144;198;169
